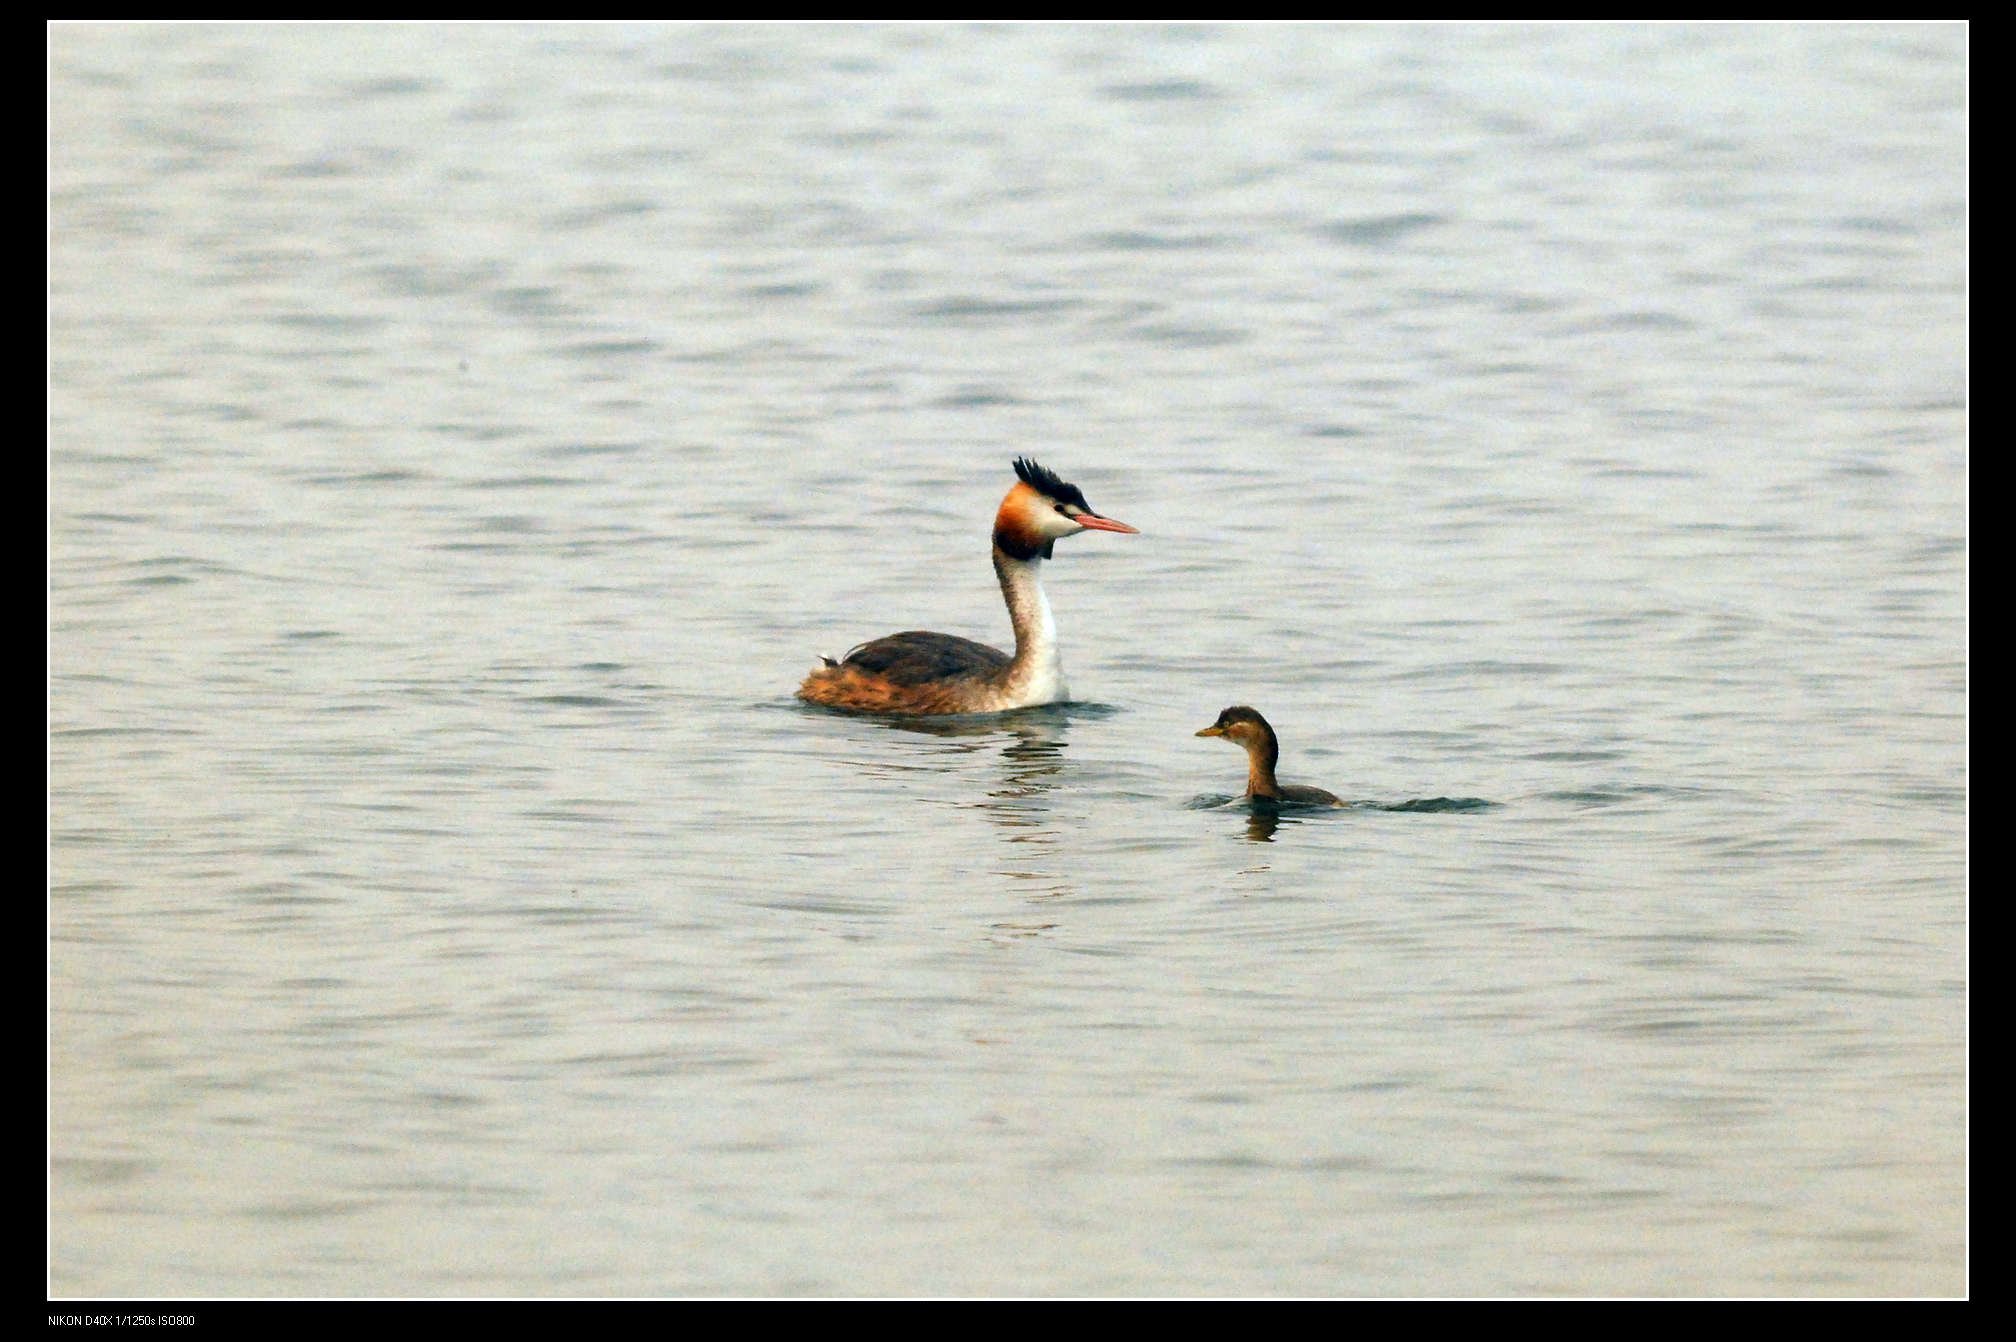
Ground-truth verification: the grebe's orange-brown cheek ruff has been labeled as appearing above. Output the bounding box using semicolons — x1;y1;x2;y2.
1196;705;1346;806
797;458;1138;716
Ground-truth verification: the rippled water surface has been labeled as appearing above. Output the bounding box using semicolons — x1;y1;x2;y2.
49;22;1966;1297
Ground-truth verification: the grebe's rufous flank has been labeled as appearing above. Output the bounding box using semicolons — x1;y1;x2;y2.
1195;705;1346;806
797;458;1139;715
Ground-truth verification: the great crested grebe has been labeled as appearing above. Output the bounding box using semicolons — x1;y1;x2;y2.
797;458;1139;715
1196;706;1346;806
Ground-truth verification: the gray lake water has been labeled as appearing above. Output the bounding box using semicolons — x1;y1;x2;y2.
49;21;1967;1298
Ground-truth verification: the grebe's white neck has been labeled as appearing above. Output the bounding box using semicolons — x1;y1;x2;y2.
993;544;1067;707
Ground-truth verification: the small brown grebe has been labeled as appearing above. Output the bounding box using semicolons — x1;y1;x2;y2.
1195;706;1346;806
797;458;1138;715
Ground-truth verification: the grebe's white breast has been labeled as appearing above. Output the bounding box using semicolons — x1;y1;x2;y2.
992;552;1067;708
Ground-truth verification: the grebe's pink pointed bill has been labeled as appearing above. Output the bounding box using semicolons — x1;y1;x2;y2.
1075;513;1139;534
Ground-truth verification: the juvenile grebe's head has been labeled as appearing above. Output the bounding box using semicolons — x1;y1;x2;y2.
994;457;1139;560
1195;705;1276;748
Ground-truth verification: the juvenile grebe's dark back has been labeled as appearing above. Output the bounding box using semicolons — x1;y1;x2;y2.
797;459;1138;715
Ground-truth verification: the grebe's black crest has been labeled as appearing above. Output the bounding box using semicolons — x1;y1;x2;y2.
1013;457;1092;512
1210;706;1272;732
